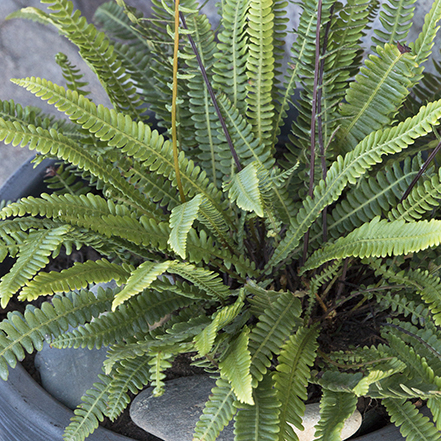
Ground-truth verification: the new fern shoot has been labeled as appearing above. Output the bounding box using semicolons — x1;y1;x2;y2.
1;0;441;440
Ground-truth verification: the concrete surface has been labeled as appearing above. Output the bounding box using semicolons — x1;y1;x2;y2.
0;0;150;188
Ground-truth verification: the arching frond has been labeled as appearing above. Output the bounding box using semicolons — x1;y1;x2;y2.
268;99;441;269
249;292;302;385
219;328;253;404
274;325;319;440
0;288;113;381
193;378;237;441
0;225;70;307
388;168;441;221
19;259;132;301
372;0;416;49
313;390;358;441
234;373;280;441
245;0;275;151
112;261;172;310
63;374;113;441
337;43;417;153
41;0;144;119
410;0;441;67
370;259;441;326
9;77;230;224
302;217;441;273
55;52;90;96
383;398;441;441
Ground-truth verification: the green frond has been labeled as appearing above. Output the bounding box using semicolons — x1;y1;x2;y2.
185;228;257;279
274;325;319;441
19;259;132;301
385;331;438;386
383;398;441;441
168;194;202;258
148;348;174;397
383;319;441;377
372;0;416;48
195;291;245;356
337;43;417;153
368;288;432;326
370;260;441;326
0;193;171;257
44;163;91;196
428;396;441;430
245;280;289;317
245;0;275;151
168;261;232;301
6;6;56;27
268;99;441;269
55;52;90;96
217;93;274;172
410;0;441;67
63;374;113;441
9;77;229;223
234;372;280;441
388;167;441;221
276;0;333;143
52;289;193;350
224;162;264;217
0;117;162;220
0;288;113;381
320;0;372;149
313;390;358;441
327;155;422;237
103;311;208;373
106;355;151;421
0;225;70;308
94;1;148;50
249;292;302;385
42;0;144;119
309;261;342;299
183;6;227;187
112;261;172;310
219;328;253;405
214;0;249;114
0;98;60;130
193;378;237;441
302;217;441;273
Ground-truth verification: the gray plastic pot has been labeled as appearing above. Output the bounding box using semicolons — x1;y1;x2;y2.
0;158;430;441
0;158;135;441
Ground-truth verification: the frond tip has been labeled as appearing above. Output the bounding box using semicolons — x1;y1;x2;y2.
302;217;441;272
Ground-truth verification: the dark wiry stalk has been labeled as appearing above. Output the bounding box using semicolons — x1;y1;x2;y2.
317;6;334;244
303;0;324;265
400;138;441;203
179;12;242;172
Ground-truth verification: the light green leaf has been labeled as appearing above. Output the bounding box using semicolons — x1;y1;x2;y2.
302;217;441;273
224;162;264;217
112;261;172;310
168;194;203;259
195;291;245;356
219;328;253;405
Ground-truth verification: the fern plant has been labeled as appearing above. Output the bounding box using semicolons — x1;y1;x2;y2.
2;0;441;440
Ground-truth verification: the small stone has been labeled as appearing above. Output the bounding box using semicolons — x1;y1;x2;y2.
291;403;362;441
130;375;234;441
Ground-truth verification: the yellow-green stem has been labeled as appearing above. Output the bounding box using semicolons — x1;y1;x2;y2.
172;0;186;203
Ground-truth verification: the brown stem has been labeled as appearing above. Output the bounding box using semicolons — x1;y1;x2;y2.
302;0;323;264
179;12;242;172
400;138;441;203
